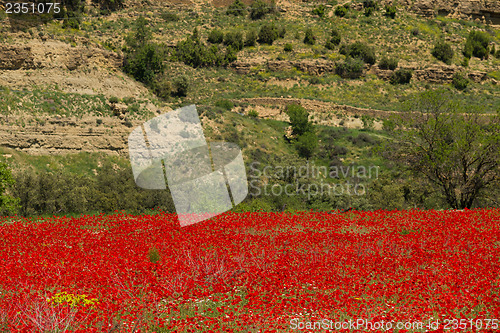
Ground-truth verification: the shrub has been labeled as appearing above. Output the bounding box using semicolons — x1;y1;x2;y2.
153;74;173;100
303;28;316;45
208;29;224;44
341;41;376;65
215;99;234;111
385;5;396;18
109;96;119;104
336;57;364;78
258;23;279;45
390;69;412;84
92;0;124;11
250;0;275;20
245;29;258;46
364;7;374;16
227;0;247;16
325;29;341;50
334;6;348;17
461;57;469;67
284;43;293;52
173;76;189;97
308;76;321;84
295;132;318;159
175;37;229;68
224;31;244;50
452;72;469;90
312;4;326;18
363;0;378;9
161;11;179;22
411;27;420;36
124;43;164;84
432;40;454;65
285;104;313;136
248;109;259;117
464;30;490;59
378;56;398;70
278;26;286;38
224;45;239;63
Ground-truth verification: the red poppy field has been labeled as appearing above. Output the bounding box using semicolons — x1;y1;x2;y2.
0;209;499;332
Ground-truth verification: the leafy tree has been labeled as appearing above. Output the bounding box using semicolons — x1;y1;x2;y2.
336;57;364;78
124;43;164;84
390;69;412;84
334;5;348;17
303;28;316;45
285;104;314;136
0;161;20;215
227;0;247;16
295;132;318;159
452;72;469;90
245;29;258;47
250;0;276;20
432;40;454;65
385;89;500;209
464;30;490;59
325;29;341;49
124;16;152;50
258;23;278;45
378;55;398;70
340;41;376;65
208;29;224;44
224;31;244;51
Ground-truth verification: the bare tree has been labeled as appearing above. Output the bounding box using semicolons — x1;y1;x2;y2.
385;89;500;209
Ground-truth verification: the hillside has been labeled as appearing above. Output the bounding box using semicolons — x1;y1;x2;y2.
0;0;499;214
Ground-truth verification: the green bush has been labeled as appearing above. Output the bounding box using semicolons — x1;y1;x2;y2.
224;31;244;50
152;74;173;100
227;0;247;16
312;4;326;18
432;40;454;65
285;104;313;136
250;0;276;20
258;23;279;45
248;109;259;117
109;96;119;104
173;76;189;97
244;29;258;47
464;30;490;59
92;0;124;11
284;43;293;52
175;34;231;68
304;28;316;45
363;0;378;9
334;6;348;17
295;132;318;159
161;11;179;22
452;72;469;90
208;29;224;44
124;43;164;84
364;7;374;17
215;99;234;110
278;26;286;38
336;57;364;79
340;41;376;65
325;29;341;50
390;69;412;84
378;56;398;70
384;5;396;18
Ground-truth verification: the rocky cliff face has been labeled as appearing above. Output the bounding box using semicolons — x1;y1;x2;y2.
0;38;149;99
393;0;500;24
